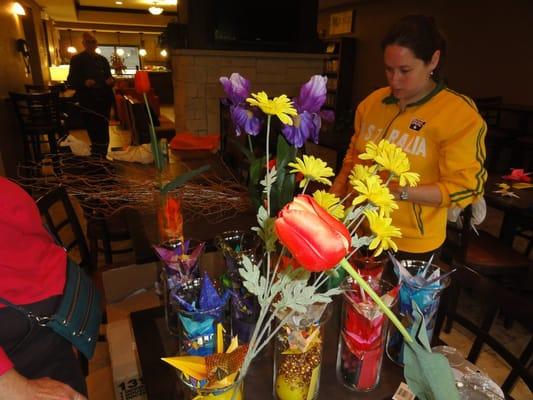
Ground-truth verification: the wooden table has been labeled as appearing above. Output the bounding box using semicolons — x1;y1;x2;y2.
131;301;404;400
484;175;533;245
117;150;256;262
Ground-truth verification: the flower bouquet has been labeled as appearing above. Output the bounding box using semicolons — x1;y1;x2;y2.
162;73;460;400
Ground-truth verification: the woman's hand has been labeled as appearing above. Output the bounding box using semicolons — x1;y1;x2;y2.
0;369;86;400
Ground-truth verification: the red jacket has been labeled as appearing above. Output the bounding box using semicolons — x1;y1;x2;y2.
0;178;66;375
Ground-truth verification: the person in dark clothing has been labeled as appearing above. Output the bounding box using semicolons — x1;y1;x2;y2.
67;32;115;156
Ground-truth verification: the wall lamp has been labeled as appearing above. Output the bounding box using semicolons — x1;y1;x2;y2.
12;2;26;16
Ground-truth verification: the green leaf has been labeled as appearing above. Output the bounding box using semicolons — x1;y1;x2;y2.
352;234;373;249
249;157;265;187
228;137;255;164
252;206;277;252
160;165;211;194
238;255;267;298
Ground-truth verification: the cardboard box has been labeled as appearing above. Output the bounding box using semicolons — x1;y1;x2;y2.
107;319;147;400
102;262;158;304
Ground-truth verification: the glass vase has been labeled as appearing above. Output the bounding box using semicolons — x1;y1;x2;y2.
386;260;451;366
180;373;244;400
273;304;330;400
349;251;388;281
158;239;206;336
215;230;262;344
173;277;230;356
336;278;398;392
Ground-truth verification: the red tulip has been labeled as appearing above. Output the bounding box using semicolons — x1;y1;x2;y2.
274;194;351;272
134;70;151;94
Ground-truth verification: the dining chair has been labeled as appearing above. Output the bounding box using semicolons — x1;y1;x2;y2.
35;185;98;376
124;95;175;146
474;96;519;173
24;83;66;95
9;91;66;163
36;186;94;274
442;205;532;279
434;265;533;399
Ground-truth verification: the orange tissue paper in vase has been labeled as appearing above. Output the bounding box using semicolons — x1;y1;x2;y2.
158;193;184;244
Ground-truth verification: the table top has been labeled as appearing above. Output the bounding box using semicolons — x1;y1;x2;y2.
484;175;533;214
130;300;404;400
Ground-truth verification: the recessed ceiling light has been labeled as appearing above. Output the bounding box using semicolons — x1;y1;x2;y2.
115;1;123;4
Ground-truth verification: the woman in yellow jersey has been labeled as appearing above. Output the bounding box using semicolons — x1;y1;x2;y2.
331;15;487;259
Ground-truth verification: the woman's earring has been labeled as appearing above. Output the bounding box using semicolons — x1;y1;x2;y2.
430;70;434;76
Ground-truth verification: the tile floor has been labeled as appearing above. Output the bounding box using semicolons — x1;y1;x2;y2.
70;115;531;399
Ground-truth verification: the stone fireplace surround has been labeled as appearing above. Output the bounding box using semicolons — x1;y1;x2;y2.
171;49;327;137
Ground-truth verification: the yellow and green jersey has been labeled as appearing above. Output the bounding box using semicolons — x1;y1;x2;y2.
331;83;487;253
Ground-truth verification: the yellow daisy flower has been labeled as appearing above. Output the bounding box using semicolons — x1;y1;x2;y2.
358;140;396;162
352;175;398;216
374;144;420;187
363;209;402;256
246;91;297;125
288;155;334;188
312;190;345;219
348;164;379;187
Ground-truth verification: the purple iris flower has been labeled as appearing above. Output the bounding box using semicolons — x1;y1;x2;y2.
230;105;262;136
220;73;250;105
220;73;263;136
281;75;332;148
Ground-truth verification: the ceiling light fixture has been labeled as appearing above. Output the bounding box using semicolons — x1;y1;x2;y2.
160;49;168;57
138;32;147;57
67;29;77;54
148;2;163;15
115;1;123;4
12;2;25;15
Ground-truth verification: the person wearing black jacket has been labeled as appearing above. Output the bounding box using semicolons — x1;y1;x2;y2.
67;32;114;156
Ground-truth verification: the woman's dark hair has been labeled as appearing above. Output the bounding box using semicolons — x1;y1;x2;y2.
381;15;447;82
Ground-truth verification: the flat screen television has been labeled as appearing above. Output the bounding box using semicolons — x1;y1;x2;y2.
204;0;320;52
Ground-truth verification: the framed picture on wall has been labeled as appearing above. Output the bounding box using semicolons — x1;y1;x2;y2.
329;10;354;36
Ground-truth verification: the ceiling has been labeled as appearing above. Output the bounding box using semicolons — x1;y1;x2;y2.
38;0;177;23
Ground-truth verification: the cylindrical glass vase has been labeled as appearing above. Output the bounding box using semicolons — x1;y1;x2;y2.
173;277;230;356
273;304;330;400
349;251;388;281
336;278;398;392
215;230;262;344
158;239;206;336
180;373;244;400
386;260;450;366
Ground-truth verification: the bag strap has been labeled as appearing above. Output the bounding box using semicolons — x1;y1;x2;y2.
0;296;52;326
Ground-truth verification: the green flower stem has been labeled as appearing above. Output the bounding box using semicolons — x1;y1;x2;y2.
340;258;414;343
302;180;309;194
264;115;272;290
251;311;294;358
265;115;272;216
143;93;163;172
247;135;254;155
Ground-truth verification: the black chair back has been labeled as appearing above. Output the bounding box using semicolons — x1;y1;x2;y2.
436;266;533;398
9;91;64;162
474;96;503;128
36;186;94;274
24;84;65;94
